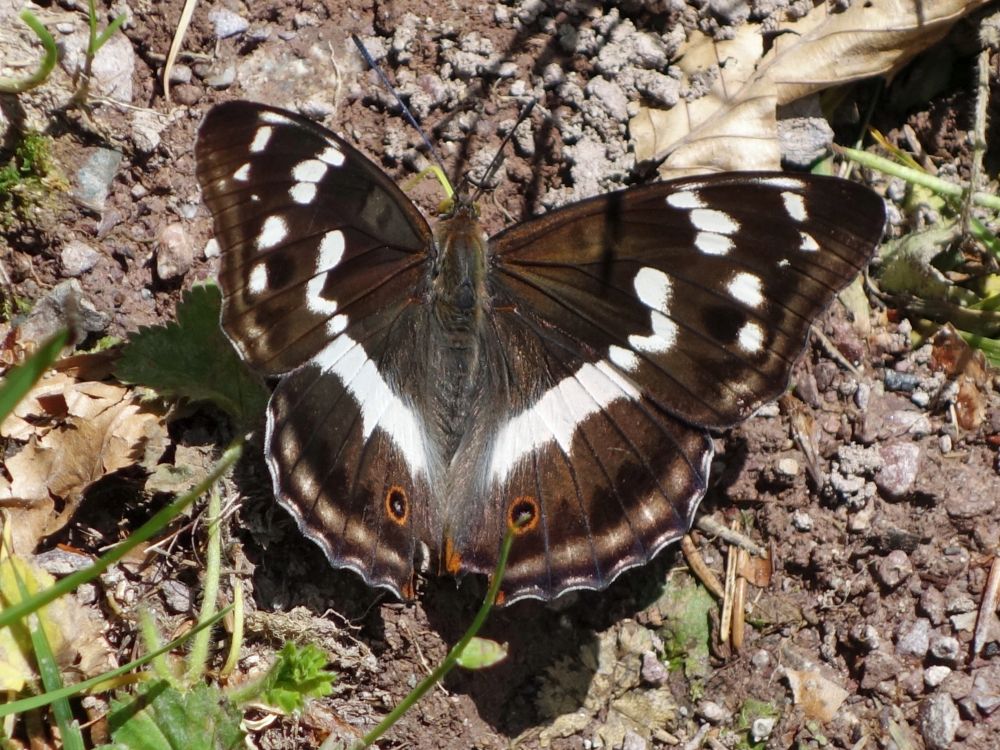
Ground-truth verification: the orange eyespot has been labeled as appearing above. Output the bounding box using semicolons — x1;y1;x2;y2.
507;496;539;535
385;485;408;525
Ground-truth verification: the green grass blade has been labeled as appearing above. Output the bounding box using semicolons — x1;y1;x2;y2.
0;440;242;631
0;607;231;717
0;11;58;94
0;328;68;421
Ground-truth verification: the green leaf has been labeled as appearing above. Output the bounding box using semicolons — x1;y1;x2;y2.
454;637;507;669
256;642;335;714
657;574;714;687
114;283;267;429
107;680;244;750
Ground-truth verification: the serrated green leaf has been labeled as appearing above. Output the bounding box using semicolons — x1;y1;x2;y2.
257;642;335;714
114;284;267;429
454;636;507;669
108;681;243;750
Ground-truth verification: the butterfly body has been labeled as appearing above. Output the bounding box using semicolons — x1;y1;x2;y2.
196;101;886;603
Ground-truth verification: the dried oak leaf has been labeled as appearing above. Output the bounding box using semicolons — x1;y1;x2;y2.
1;375;167;552
631;0;992;177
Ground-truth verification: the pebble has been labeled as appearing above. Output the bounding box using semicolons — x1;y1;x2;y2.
875;550;913;589
929;635;961;665
875;442;920;499
622;730;647;750
970;666;1000;714
640;651;669;686
751;649;771;670
777;115;834;168
885;370;920;392
205;66;236;89
697;700;730;724
854;382;871;410
791;510;813;531
925;666;952;688
35;547;93;575
945;488;996;520
920;587;947;625
896;618;931;658
60;239;100;277
919;692;960;750
208;8;249;38
585;76;629;123
161;579;192;613
751;717;776;742
156;222;195;281
776;457;800;477
74;148;122;211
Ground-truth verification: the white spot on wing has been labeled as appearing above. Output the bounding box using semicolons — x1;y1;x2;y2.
318;230;345;269
695;231;733;256
249;126;273;153
666;190;704;209
248;263;268;294
760;177;805;190
327;314;348;335
259;111;294;125
781;191;807;222
691;208;738;235
314;335;428;475
257;216;288;249
290;182;317;204
305;231;346;316
233;163;250;181
727;272;764;308
737;322;765;353
292;159;327;183
799;232;819;252
306;274;338;316
633;267;672;313
489;360;641;480
629;310;677;354
608;345;639;371
319;145;345;166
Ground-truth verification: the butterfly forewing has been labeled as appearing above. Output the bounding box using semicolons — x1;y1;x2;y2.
491;174;886;429
196;102;433;375
198;100;886;603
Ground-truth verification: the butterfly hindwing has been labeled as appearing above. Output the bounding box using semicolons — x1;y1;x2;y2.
441;310;714;601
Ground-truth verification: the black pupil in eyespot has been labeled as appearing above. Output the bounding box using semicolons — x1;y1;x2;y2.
512;499;535;526
388;488;407;520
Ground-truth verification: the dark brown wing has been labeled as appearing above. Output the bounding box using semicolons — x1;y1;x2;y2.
443;173;884;602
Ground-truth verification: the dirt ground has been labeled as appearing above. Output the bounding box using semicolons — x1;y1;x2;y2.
2;1;1000;749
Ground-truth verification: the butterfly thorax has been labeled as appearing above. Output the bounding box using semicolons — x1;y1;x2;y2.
424;200;491;460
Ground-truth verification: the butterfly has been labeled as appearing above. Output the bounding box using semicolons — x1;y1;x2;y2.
195;101;886;604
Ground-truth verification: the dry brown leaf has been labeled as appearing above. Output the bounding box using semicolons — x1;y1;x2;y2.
1;374;167;550
631;0;991;177
784;667;849;723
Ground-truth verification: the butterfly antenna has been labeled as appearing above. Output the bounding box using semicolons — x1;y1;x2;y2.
351;34;451;186
467;99;536;204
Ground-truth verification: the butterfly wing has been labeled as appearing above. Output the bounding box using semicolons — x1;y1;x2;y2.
446;174;885;602
196;102;433;375
197;102;439;595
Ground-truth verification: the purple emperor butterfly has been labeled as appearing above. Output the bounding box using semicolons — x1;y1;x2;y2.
196;101;885;604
